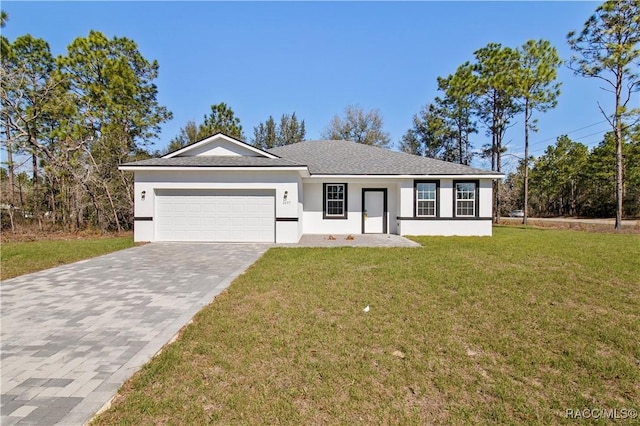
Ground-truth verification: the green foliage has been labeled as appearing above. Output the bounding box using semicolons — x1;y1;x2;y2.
513;130;640;218
529;135;589;216
252;116;277;150
400;103;457;160
0;10;11;61
567;0;639;105
58;30;172;146
398;128;422;156
517;40;562;120
252;112;306;150
436;63;478;165
200;102;244;140
166;103;245;153
2;34;56;146
1;28;171;233
625;129;640;216
322;105;391;148
277;112;305;146
473;43;523;169
166;120;201;153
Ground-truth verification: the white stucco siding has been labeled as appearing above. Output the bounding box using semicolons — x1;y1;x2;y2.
440;179;454;217
400;220;492;236
302;180;398;235
478;179;493;218
399;180;414;219
133;170;301;243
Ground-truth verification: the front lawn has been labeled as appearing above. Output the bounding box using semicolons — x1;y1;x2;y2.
1;236;135;280
93;227;639;424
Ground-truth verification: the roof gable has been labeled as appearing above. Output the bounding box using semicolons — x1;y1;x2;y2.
163;133;278;159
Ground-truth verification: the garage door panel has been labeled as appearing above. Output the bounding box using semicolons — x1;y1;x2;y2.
156;190;274;242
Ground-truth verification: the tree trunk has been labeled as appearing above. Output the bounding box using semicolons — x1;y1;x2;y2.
496;134;502;225
4;112;15;233
31;144;42;230
86;148;122;232
523;100;530;226
614;66;623;230
458;127;463;165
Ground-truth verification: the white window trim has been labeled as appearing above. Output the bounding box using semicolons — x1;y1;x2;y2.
455;181;477;218
415;181;438;217
324;183;348;219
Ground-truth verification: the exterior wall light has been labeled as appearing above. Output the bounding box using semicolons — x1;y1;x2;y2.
141;190;146;201
283;191;288;202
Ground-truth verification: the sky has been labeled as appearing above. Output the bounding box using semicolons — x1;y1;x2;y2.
2;1;632;171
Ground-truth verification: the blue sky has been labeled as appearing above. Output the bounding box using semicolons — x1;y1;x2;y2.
2;1;624;170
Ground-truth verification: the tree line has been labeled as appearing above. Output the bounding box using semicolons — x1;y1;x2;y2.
399;0;638;227
1;0;638;234
502;132;640;218
1;24;172;233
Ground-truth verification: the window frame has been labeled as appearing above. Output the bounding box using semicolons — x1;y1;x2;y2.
414;180;439;218
323;183;348;219
453;180;479;218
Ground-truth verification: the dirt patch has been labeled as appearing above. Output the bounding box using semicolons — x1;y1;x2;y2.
0;228;133;243
499;218;640;234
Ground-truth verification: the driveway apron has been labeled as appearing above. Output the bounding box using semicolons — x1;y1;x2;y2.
1;243;269;425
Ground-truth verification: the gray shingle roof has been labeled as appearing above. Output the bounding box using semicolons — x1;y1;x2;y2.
269;140;496;175
121;139;500;176
120;156;304;168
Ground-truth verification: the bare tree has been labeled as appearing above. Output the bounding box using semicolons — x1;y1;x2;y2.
322;105;391;148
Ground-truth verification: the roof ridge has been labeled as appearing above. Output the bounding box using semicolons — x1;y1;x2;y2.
268;140;498;176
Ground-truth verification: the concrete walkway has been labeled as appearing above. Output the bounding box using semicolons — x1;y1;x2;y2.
1;243;269;426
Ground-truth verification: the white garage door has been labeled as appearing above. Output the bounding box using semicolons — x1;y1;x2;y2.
156;189;275;242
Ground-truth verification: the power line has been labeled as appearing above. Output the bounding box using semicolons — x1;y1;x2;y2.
529;128;610;156
528;119;610;148
571;129;611;143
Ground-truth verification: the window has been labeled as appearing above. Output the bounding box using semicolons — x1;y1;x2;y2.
323;183;347;219
415;181;438;217
455;181;477;217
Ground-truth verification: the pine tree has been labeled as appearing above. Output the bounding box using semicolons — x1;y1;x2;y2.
568;0;640;229
516;39;562;224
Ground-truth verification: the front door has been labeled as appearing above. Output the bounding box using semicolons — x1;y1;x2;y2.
363;189;386;233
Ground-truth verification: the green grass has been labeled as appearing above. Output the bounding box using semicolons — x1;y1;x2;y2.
1;236;135;280
93;227;639;425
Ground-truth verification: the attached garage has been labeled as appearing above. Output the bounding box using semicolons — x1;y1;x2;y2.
155;189;275;242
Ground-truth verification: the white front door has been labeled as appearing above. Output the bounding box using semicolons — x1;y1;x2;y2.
363;190;385;233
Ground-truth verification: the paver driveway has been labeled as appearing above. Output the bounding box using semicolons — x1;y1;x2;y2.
1;243;269;425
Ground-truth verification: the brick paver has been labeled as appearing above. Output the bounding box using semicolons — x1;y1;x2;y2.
1;243;269;425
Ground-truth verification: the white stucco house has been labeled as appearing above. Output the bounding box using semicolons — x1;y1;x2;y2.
119;133;503;243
